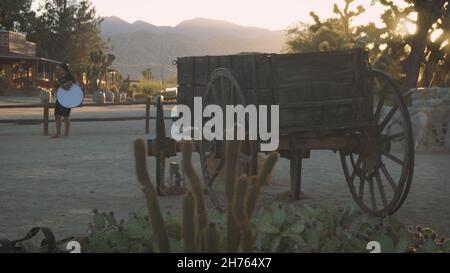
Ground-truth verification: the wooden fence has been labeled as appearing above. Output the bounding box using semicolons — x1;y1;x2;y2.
0;97;176;136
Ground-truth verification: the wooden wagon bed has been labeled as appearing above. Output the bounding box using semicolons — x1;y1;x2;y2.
177;48;373;133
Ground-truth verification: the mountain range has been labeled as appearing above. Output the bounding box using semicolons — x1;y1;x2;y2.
101;17;286;80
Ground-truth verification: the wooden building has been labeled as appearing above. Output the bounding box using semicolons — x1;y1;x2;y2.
0;30;61;95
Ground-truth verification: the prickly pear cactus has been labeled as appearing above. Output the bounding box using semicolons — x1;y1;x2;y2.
80;138;449;253
252;202;449;253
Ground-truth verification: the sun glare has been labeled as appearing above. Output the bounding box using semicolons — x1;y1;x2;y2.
431;29;444;43
406;21;417;35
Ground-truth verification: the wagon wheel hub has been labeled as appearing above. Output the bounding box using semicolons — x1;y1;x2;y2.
358;128;382;177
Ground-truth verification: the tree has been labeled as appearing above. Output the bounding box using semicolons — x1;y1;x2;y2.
286;0;366;52
29;0;106;78
70;0;106;74
286;0;450;90
86;50;115;91
333;0;366;42
142;68;154;81
0;0;35;32
391;0;448;92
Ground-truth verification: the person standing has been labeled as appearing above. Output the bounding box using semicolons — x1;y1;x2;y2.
52;63;76;138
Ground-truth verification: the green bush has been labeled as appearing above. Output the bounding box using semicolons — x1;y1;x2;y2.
137;80;161;96
133;93;151;102
83;203;449;253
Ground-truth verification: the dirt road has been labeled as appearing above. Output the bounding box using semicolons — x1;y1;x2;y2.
0;104;449;240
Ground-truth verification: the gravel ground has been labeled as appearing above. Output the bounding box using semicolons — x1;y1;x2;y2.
0;102;449;241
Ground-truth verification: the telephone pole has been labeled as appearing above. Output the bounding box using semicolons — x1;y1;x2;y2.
160;65;164;90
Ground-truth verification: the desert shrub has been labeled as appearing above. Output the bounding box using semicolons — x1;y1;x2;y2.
132;93;151;102
81;139;449;253
83;203;450;253
137;80;161;96
109;85;119;94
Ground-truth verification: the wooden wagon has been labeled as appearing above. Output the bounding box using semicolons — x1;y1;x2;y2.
148;48;415;217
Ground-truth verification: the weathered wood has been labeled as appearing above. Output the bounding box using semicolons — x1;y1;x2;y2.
177;48;372;132
273;49;371;131
290;151;303;200
278;134;360;151
0;101;176;109
43;99;49;136
0;116;173;125
0;99;174;136
279;97;365;108
0;104;50;109
145;97;151;134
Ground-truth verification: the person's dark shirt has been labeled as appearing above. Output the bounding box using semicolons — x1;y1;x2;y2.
56;72;76;89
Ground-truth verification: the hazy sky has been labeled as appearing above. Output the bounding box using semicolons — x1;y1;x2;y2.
33;0;393;30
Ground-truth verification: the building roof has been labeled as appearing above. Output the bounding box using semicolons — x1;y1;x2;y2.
0;51;60;64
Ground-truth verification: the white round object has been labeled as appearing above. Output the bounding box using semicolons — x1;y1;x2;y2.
57;84;84;108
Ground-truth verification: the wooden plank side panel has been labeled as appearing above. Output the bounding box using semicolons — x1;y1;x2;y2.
178;53;274;107
254;88;273;105
177;49;374;133
177;57;194;85
177;86;206;108
276;82;359;104
274;51;358;84
177;85;194;107
273;49;371;130
194;56;210;85
230;55;256;88
279;103;362;130
254;54;272;89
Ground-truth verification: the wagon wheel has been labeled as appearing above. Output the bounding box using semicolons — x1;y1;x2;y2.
198;68;258;209
155;96;166;196
340;69;414;217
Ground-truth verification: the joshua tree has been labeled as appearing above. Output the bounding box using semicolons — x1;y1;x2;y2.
86;50;115;92
141;68;154;81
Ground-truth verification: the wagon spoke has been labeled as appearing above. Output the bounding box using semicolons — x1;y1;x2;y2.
350;154;357;167
349;156;363;187
208;158;225;187
383;132;405;141
374;75;387;92
197;141;223;211
380;164;397;191
358;176;365;201
197;142;209;175
350;153;362;169
383;151;404;166
374;94;386;121
368;178;377;210
380;105;399;130
375;170;388;208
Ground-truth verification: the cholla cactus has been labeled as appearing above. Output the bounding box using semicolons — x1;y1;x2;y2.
133;138;279;253
133;139;171;252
